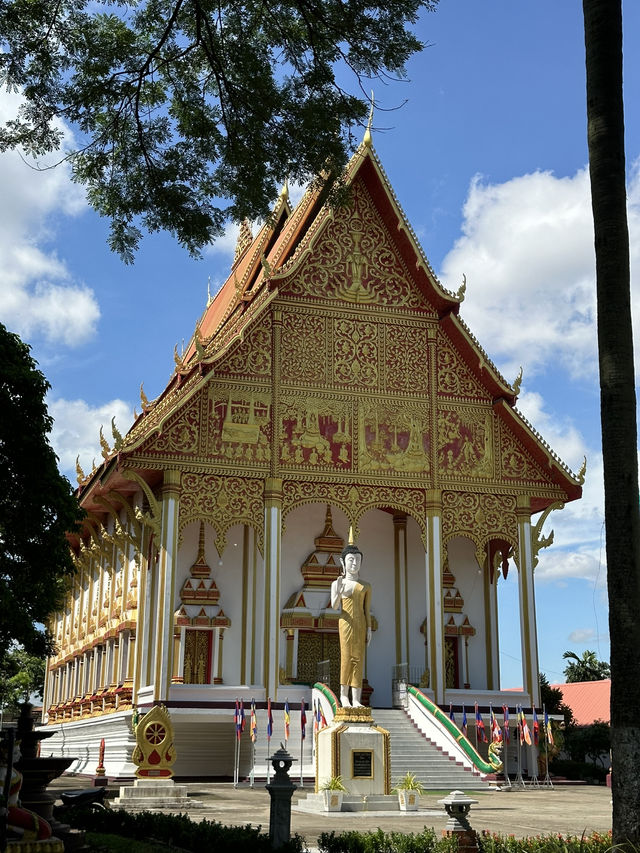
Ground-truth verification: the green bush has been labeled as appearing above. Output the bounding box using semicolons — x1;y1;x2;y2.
549;758;609;784
478;830;613;853
65;807;304;853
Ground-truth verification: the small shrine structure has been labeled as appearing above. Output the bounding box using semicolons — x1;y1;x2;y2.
42;136;582;778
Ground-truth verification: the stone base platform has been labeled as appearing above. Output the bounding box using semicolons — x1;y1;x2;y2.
296;793;400;813
113;779;204;810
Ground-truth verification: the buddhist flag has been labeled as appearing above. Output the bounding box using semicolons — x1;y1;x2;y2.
532;708;539;746
462;706;468;736
235;699;242;740
449;703;455;724
544;707;554;746
490;706;502;743
475;703;487;743
284;699;290;742
519;706;532;746
267;698;273;739
250;699;257;743
502;705;510;744
301;701;307;740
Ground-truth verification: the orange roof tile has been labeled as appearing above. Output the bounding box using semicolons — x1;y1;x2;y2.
550;679;610;725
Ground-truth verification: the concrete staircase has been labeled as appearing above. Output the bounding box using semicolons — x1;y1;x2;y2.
372;708;491;791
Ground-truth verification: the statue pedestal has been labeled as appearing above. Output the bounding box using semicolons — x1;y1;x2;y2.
113;779;204;810
316;707;391;798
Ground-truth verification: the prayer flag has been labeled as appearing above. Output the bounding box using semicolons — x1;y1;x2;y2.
235;699;242;740
544;708;554;746
475;703;487;743
284;699;290;742
519;706;531;746
449;703;455;724
301;701;307;740
532;708;539;746
267;698;273;738
490;706;502;743
250;699;257;743
502;705;510;744
462;705;468;736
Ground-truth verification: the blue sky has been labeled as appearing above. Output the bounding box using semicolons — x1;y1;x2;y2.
2;0;638;689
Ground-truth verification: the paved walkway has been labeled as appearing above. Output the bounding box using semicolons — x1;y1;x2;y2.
50;777;612;847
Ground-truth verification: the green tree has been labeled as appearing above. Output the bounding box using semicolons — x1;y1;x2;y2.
562;650;611;683
564;720;611;770
0;647;46;714
539;671;574;726
582;0;640;844
0;0;437;261
0;323;83;665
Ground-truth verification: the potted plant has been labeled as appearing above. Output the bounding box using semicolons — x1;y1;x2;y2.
393;772;425;811
319;775;348;812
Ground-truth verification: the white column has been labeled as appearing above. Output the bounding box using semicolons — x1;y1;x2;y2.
516;496;540;706
394;514;409;665
263;478;282;700
425;490;444;703
154;469;181;701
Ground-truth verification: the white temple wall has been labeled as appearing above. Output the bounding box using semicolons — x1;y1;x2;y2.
447;535;489;690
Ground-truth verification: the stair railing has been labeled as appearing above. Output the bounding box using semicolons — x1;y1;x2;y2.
407;686;503;776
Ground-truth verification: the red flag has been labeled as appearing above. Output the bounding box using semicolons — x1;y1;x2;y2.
490;706;502;743
502;705;510;744
250;699;257;743
532;708;539;746
240;699;246;733
301;701;307;740
519;706;531;746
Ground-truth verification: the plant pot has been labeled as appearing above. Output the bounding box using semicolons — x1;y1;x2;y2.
398;789;419;811
322;790;344;812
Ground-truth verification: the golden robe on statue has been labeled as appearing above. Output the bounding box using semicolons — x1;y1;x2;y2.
338;581;372;687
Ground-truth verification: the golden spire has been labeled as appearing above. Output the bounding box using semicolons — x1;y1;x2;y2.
111;416;124;450
75;455;85;485
279;177;290;203
363;91;375;148
140;382;149;411
99;426;111;459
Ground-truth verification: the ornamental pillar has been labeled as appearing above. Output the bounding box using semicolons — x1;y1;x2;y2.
393;513;409;665
263;478;283;700
516;495;540;706
425;489;445;704
153;469;181;702
484;547;500;691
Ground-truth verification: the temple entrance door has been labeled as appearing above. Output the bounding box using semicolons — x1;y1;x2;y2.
183;629;213;684
445;636;460;689
296;632;340;694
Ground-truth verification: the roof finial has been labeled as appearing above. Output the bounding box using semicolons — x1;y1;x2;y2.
279;176;290;202
363;91;375;148
233;219;253;266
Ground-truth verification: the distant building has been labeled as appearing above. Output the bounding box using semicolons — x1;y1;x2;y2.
42;137;583;778
551;679;610;725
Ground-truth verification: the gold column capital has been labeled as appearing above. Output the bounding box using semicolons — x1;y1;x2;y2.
161;469;181;498
516;494;531;517
265;477;283;505
425;488;442;514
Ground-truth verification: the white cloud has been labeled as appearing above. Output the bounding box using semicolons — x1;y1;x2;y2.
440;162;640;382
567;628;598;644
0;89;99;346
48;396;134;481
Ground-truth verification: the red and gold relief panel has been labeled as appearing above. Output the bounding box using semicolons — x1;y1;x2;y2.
437;408;493;479
205;385;272;466
214;314;272;379
437;334;491;401
359;399;431;476
280;396;352;470
281;178;435;312
497;420;550;485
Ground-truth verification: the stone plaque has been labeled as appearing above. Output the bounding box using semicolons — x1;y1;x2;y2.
352;749;373;779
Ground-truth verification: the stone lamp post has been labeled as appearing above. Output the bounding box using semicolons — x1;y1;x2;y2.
437;790;479;853
266;744;297;849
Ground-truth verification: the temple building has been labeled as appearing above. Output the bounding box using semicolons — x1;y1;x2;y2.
43;136;582;778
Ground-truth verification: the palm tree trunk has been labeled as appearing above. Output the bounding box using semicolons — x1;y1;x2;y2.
583;0;640;844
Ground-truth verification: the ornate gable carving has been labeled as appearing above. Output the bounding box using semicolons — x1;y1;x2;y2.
215;313;272;379
437;332;490;401
497;420;552;486
281;178;435;311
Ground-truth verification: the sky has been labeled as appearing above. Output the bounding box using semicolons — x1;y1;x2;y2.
2;0;638;691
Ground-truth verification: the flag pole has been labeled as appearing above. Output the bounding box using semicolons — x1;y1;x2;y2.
514;705;524;787
542;704;553;788
529;706;540;787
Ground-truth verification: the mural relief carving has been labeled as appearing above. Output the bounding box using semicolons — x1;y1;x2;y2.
333;318;379;388
206;385;272;466
384;325;430;394
437;335;489;400
280;395;352;470
215;314;272;378
285;179;433;310
438;408;493;478
358;399;431;476
281;310;327;384
179;473;264;554
498;422;548;483
150;395;200;455
442;491;518;557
